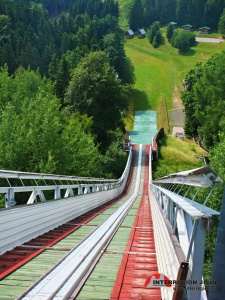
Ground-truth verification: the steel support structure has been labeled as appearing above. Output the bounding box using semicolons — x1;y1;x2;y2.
149;150;220;300
0;166;127;207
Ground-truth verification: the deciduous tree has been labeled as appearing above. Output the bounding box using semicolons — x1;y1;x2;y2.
65;51;129;150
0;67;103;177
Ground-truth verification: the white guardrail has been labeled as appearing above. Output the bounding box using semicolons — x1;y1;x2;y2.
0;146;133;255
17;145;143;300
148;149;220;300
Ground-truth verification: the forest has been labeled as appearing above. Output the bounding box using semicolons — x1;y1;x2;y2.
128;0;225;30
0;0;135;182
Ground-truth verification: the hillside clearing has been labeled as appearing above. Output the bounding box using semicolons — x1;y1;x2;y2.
125;34;225;132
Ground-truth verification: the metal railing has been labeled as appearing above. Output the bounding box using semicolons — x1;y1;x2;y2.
0;147;133;208
149;153;221;300
0;146;133;254
17;145;143;299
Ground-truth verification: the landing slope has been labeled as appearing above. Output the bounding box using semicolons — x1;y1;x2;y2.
128;111;158;144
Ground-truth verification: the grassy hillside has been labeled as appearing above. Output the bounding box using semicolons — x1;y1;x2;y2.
152;135;207;178
119;0;225;174
121;12;224;174
124;34;224;173
125;36;225;132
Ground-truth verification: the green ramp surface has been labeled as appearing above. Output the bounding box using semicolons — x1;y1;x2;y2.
128;111;158;144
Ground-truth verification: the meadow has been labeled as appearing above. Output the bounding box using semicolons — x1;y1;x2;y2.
125;35;225;131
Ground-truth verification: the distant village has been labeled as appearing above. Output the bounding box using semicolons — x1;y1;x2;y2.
126;22;211;39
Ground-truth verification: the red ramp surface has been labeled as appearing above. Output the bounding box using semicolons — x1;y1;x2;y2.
110;146;161;300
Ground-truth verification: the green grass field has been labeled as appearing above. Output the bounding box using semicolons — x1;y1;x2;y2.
119;0;224;174
125;34;225;131
152;135;207;178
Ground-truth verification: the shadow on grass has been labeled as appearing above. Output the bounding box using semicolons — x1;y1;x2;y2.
153;38;166;48
131;89;151;110
181;48;196;56
160;38;166;46
152;133;169;177
157;133;168;149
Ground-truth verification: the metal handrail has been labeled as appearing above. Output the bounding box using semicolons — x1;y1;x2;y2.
1;146;132;207
17;145;143;299
0;146;133;254
149;151;220;300
0;169;117;182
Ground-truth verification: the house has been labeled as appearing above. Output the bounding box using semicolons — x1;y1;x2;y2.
138;29;146;39
168;22;177;27
199;26;211;34
182;24;193;31
125;29;134;39
153;21;161;26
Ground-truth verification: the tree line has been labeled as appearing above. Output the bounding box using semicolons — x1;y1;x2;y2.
0;0;135;188
129;0;225;31
182;51;225;149
181;51;225;280
31;0;119;18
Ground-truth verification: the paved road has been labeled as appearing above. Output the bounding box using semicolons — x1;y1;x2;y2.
196;37;224;43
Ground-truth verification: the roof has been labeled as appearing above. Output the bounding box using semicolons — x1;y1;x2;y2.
199;26;211;30
139;29;146;35
169;22;177;25
182;24;193;27
127;29;134;35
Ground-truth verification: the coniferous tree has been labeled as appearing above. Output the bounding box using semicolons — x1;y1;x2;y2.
147;23;163;47
155;0;176;23
143;0;156;27
103;32;134;84
55;56;70;100
166;23;174;40
0;15;11;44
152;30;163;47
129;0;144;31
176;0;187;25
203;0;225;29
218;9;225;38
